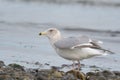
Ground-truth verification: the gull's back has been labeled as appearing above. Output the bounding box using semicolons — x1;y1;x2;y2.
54;35;90;49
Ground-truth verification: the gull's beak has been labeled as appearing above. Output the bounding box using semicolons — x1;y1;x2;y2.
39;32;47;36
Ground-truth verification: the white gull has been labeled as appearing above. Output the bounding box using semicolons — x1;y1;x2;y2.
39;28;113;70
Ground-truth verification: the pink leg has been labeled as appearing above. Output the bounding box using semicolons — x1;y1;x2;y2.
72;61;75;70
77;60;81;70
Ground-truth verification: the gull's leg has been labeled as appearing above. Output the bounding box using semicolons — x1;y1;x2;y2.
77;60;81;70
67;61;86;80
77;60;86;80
72;61;75;70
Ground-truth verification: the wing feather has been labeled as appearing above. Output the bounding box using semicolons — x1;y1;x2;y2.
54;36;90;49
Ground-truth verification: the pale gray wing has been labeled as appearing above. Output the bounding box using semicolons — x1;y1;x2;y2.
54;35;114;53
54;35;90;49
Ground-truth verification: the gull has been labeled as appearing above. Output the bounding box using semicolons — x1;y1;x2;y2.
39;28;113;70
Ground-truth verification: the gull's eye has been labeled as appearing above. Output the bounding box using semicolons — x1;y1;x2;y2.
49;30;53;32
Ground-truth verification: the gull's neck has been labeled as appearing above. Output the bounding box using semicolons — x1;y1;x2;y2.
49;33;62;45
50;35;61;44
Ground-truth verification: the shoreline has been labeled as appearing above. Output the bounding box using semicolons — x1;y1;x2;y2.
2;0;120;7
0;60;120;80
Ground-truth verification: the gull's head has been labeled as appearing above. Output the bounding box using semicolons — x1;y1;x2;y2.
39;28;61;41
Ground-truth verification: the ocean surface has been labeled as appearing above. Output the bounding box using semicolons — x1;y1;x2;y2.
0;0;120;72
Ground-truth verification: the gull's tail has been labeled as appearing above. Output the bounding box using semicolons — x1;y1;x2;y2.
90;39;115;54
89;46;115;54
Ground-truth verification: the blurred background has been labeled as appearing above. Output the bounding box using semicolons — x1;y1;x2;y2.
0;0;120;72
